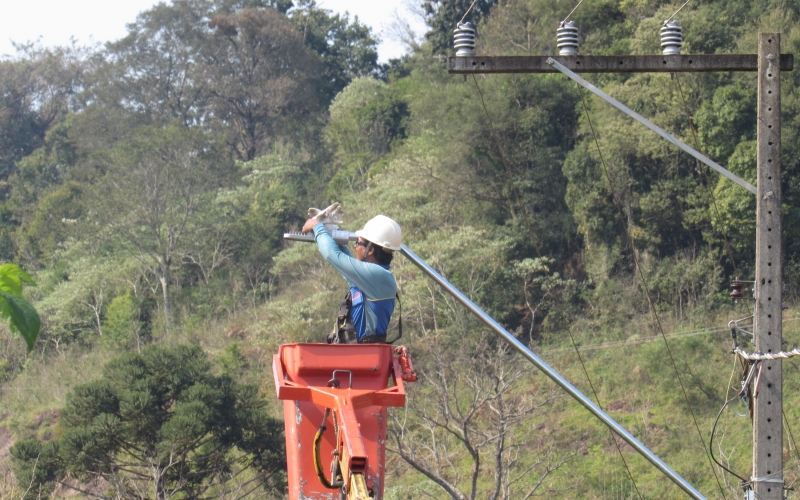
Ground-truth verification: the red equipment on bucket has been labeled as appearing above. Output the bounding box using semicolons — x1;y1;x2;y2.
273;343;417;500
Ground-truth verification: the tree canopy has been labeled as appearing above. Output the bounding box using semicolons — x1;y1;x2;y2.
2;0;800;497
11;344;285;499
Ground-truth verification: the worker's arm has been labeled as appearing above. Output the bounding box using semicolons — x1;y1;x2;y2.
311;223;395;298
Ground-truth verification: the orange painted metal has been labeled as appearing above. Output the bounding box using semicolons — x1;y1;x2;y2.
393;346;418;382
273;343;408;500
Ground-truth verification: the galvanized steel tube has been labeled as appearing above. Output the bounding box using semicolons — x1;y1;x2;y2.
547;57;756;195
399;244;706;500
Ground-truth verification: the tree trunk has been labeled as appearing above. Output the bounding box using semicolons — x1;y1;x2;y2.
159;275;171;327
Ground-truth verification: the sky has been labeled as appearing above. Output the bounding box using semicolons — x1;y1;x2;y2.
0;0;427;62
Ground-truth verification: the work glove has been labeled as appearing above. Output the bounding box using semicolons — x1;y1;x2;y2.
308;202;344;232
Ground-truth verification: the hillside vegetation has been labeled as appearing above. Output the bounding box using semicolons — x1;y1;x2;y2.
1;0;800;498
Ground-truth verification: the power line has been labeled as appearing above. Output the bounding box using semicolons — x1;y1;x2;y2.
783;412;800;479
577;83;729;499
543;326;728;353
562;0;586;24
542;317;800;353
666;0;693;23
459;0;478;25
472;74;643;500
673;74;745;280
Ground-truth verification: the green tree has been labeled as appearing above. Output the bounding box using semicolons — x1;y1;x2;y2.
290;0;380;99
695;84;757;161
0;44;86;181
5;117;84;267
101;291;144;350
90;0;324;157
325;77;408;197
100;0;211;128
217;155;307;305
11;344;286;499
35;253;139;348
94;124;235;325
205;7;323;160
422;0;497;55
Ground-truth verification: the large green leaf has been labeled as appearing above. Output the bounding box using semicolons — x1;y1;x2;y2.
0;290;41;352
0;264;35;297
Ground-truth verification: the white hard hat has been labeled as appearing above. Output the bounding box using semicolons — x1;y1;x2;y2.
355;215;402;251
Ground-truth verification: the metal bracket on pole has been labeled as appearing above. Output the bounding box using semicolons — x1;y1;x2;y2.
546;57;757;195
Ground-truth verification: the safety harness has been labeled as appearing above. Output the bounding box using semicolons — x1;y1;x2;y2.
328;291;402;345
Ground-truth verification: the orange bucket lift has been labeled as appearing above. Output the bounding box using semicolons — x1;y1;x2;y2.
273;343;417;500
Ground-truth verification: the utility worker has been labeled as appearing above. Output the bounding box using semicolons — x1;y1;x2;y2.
302;214;401;344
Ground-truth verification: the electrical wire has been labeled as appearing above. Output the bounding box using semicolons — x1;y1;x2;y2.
562;0;586;24
724;354;740;404
672;74;755;336
673;73;759;429
784;411;800;470
673;58;793;498
313;408;340;489
459;0;478;24
542;317;798;354
577;83;729;499
545;325;726;353
710;398;749;483
752;461;800;482
673;74;744;280
665;0;693;23
471;75;544;257
472;75;643;500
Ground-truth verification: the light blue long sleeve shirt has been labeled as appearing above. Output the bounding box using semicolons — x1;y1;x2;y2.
313;223;397;339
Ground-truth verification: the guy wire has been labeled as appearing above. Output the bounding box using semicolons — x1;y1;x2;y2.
577;83;728;499
472;74;643;499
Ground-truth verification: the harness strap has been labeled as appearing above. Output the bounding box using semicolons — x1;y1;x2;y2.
387;292;402;344
329;292;356;344
330;291;402;344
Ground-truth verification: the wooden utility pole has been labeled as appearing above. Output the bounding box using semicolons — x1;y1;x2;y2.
752;32;783;500
448;33;790;498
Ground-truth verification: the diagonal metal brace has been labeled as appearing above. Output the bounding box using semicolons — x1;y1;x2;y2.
547;57;757;195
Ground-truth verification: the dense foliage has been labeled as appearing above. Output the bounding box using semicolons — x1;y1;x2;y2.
1;0;800;497
10;345;285;499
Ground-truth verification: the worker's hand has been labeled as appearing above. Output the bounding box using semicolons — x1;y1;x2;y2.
308;203;343;225
301;217;321;234
306;202;344;235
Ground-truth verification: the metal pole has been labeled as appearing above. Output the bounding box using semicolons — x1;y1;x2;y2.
752;32;783;500
399;244;706;500
546;58;757;195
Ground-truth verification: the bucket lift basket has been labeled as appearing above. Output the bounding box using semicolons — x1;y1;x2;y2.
273;343;411;499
